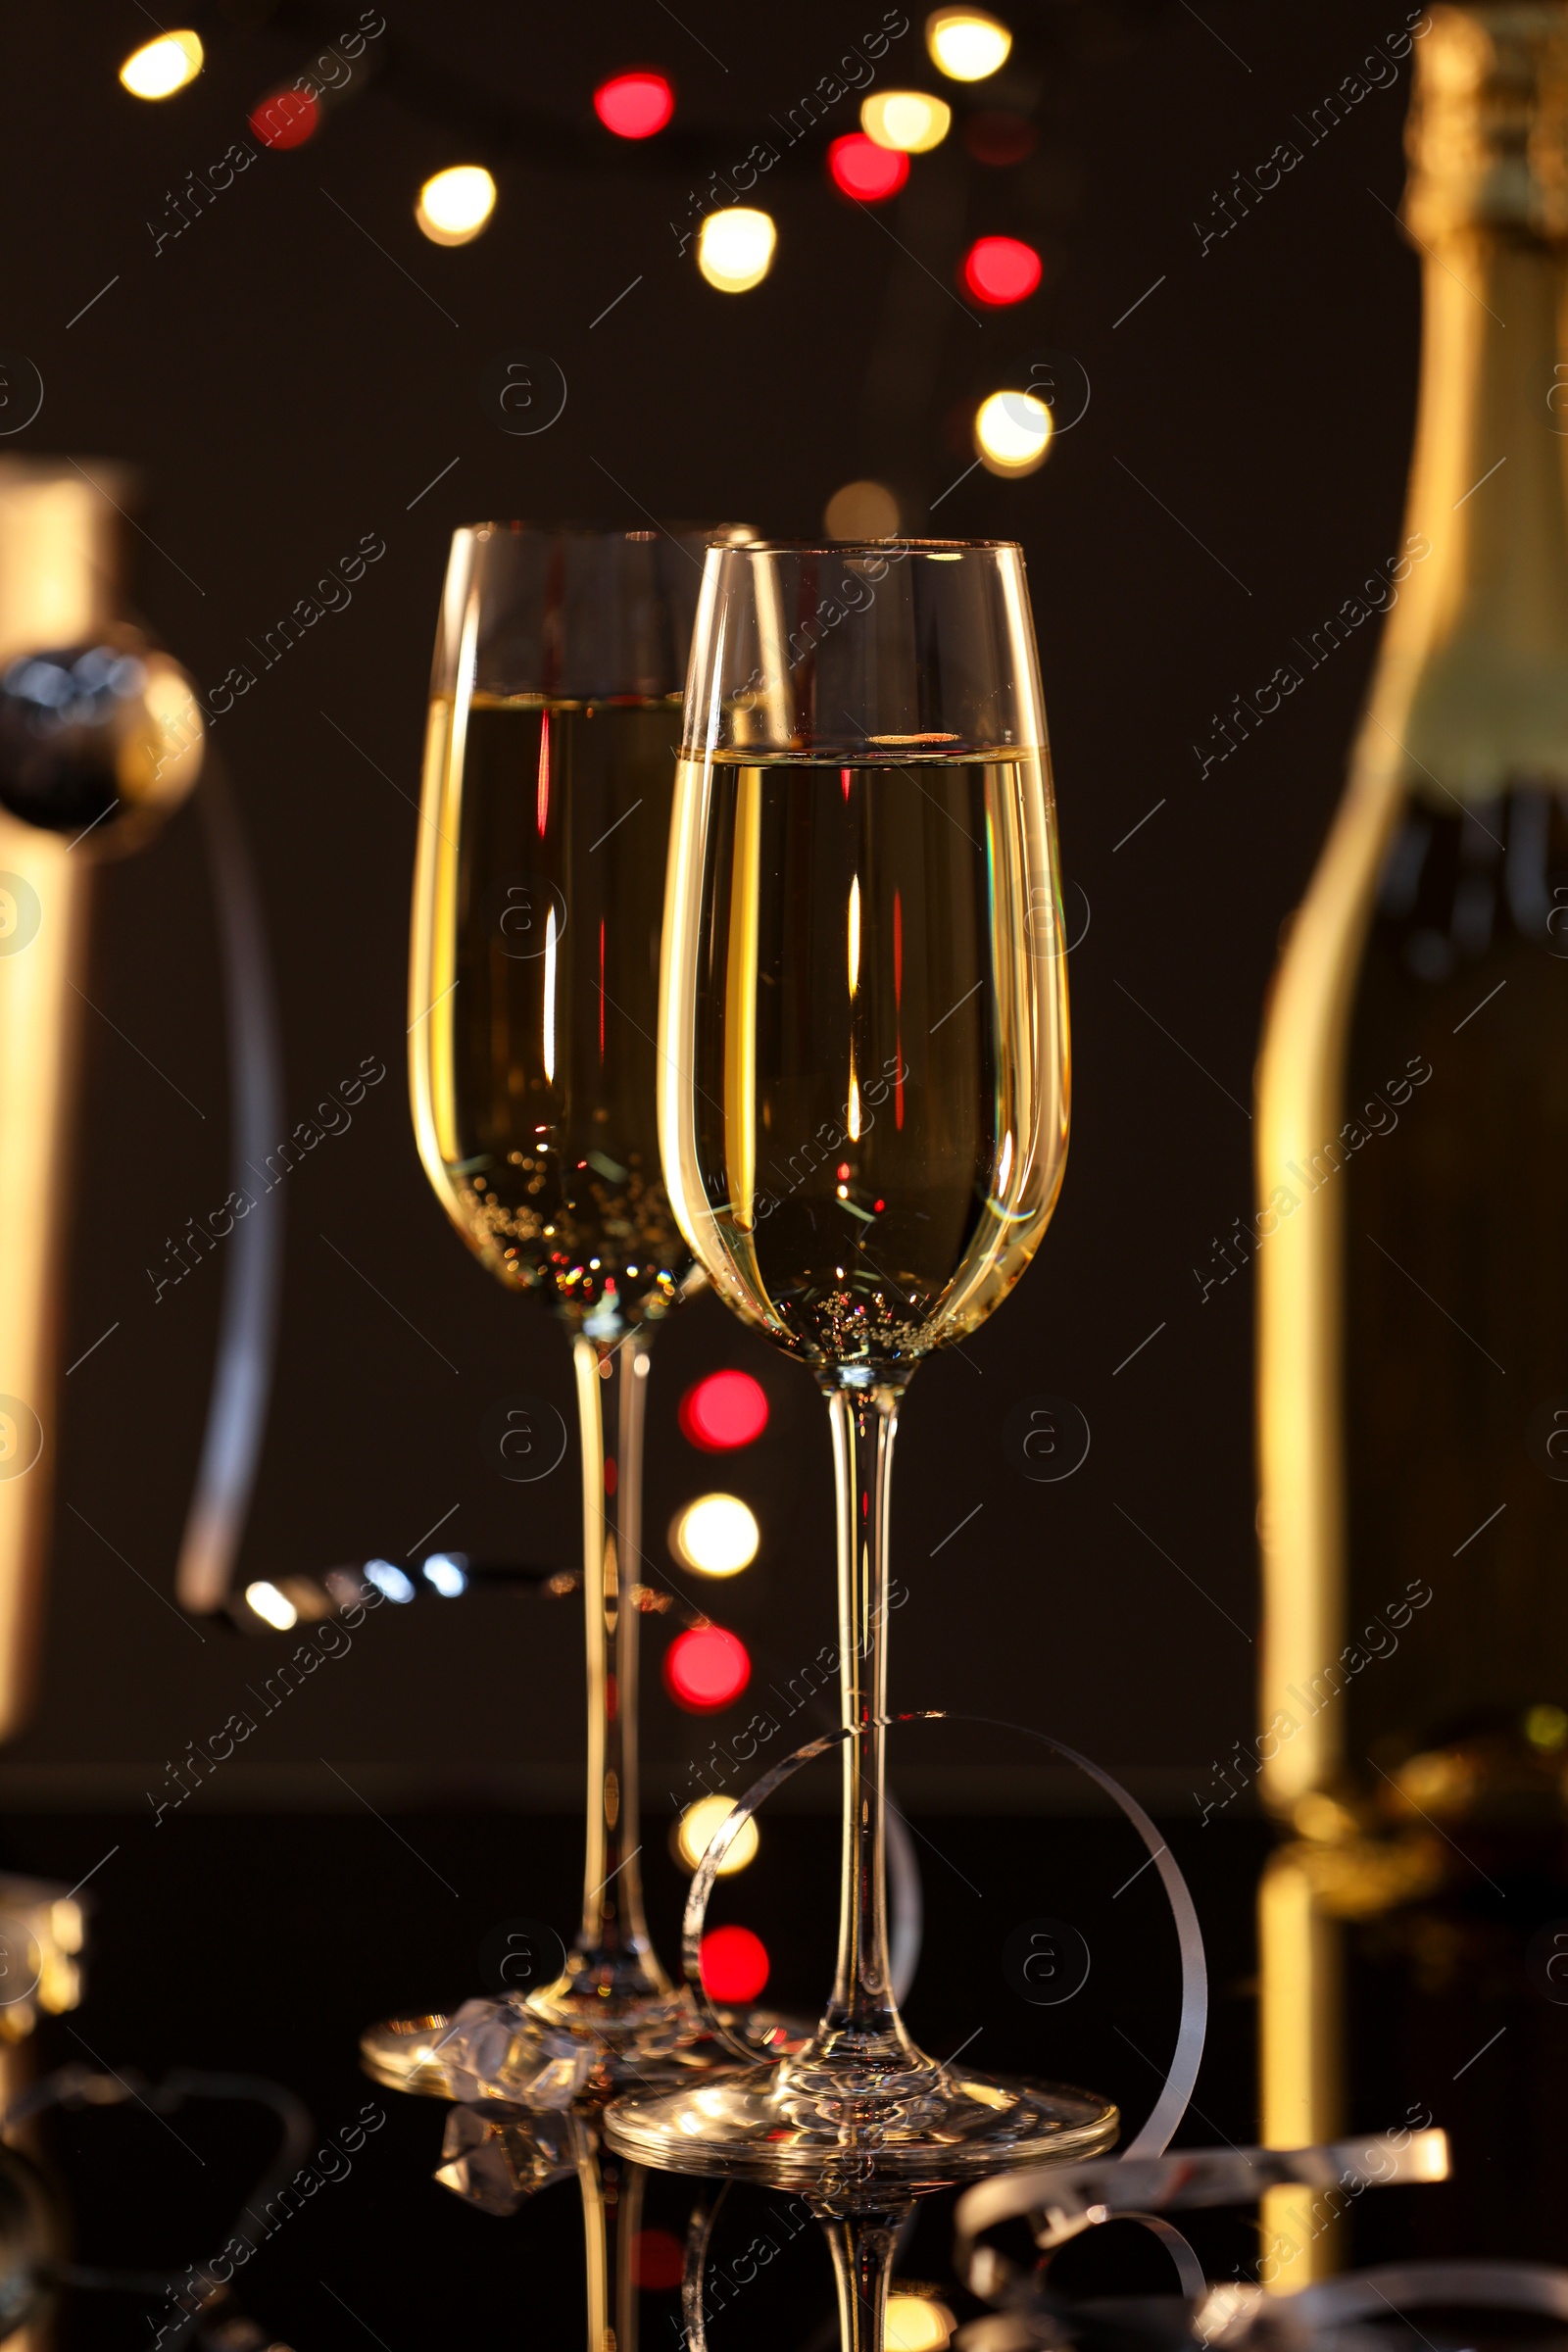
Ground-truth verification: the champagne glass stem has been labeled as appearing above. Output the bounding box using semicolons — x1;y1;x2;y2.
569;1328;666;1999
820;2208;906;2352
820;1381;911;2057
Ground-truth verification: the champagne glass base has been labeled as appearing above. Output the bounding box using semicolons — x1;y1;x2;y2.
600;2054;1119;2190
361;1989;810;2105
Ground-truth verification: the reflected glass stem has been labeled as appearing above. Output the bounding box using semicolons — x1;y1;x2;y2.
578;2124;645;2352
820;2207;906;2352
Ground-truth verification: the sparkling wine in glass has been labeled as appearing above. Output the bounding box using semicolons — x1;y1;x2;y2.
605;537;1119;2186
366;522;758;2102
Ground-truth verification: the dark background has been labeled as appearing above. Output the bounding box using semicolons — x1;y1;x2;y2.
2;0;1422;1805
0;0;1443;2334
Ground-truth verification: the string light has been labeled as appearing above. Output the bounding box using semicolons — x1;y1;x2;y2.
664;1624;752;1711
365;1557;416;1603
926;8;1013;80
697;208;776;293
250;89;319;150
243;1581;298;1632
827;133;909;202
421;1552;468;1596
824;480;901;537
886;2296;956;2350
861;91;953;152
679;1370;769;1450
416;165;497;247
962;233;1041;306
671;1494;760;1578
594;72;674;138
675;1793;760;1875
974;390;1054;476
120;31;203;98
699;1923;769;2001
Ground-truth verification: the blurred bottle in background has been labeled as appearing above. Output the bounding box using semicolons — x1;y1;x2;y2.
1255;0;1568;2278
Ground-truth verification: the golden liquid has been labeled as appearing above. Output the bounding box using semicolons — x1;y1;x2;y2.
664;752;1069;1380
410;694;693;1330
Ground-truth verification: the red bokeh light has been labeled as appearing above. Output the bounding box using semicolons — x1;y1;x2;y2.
700;1924;770;2002
594;72;675;139
679;1370;769;1452
249;88;320;150
664;1625;751;1713
961;235;1042;307
631;2230;686;2291
826;133;909;203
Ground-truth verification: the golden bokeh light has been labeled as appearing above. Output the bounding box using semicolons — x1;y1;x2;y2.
824;478;902;537
697;208;777;293
974;388;1054;476
675;1793;760;1876
670;1493;760;1577
861;91;953;152
120;31;204;99
925;9;1012;81
244;1580;299;1632
886;2295;955;2350
416;166;498;247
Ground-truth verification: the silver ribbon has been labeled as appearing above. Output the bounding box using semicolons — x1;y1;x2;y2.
173;754;285;1615
680;1708;1206;2157
672;1713;1210;2352
955;2131;1450;2302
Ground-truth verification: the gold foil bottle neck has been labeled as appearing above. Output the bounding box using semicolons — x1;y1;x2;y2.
0;459;131;663
1404;4;1568;243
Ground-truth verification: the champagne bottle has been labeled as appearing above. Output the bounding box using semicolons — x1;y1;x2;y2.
1255;1;1568;2277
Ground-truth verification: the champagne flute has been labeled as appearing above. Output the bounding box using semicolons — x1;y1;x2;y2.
364;522;757;2100
604;538;1119;2183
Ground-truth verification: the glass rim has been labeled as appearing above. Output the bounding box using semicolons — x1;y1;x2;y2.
451;519;752;541
709;536;1022;558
